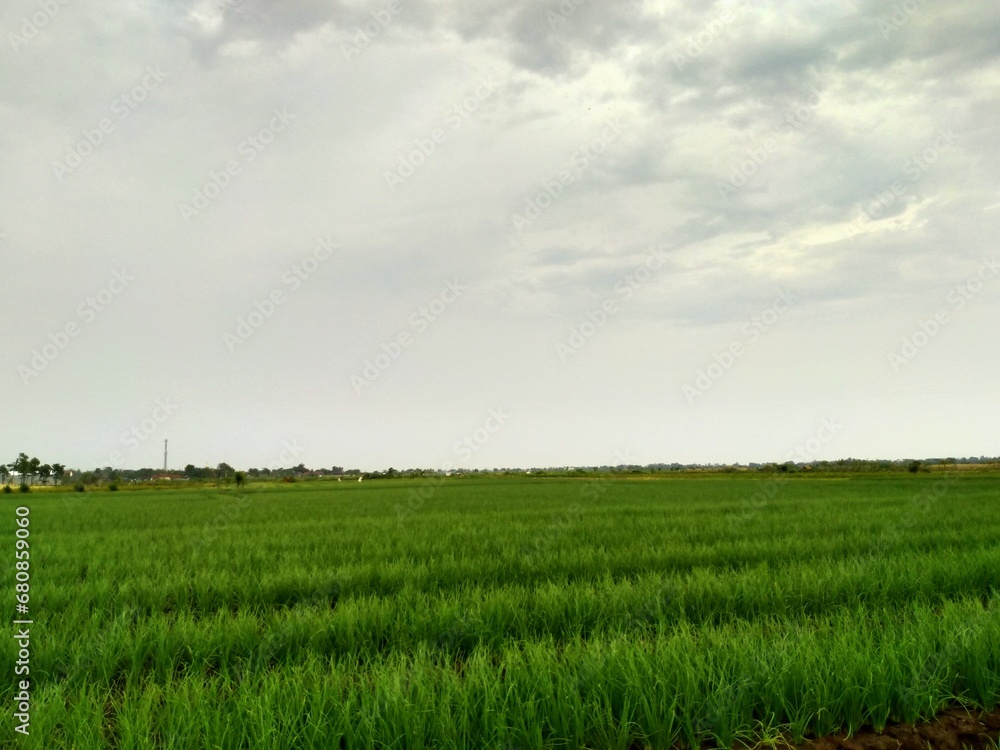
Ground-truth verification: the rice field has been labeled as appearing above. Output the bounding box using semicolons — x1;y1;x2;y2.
3;474;1000;749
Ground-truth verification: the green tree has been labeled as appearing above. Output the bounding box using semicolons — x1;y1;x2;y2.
38;464;52;485
51;463;66;485
183;464;214;480
0;464;9;486
12;453;31;486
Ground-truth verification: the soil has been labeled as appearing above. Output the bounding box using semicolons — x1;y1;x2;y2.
785;707;1000;750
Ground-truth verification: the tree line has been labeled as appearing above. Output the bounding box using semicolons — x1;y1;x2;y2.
2;453;66;487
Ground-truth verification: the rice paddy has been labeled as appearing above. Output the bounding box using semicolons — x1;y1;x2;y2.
3;473;1000;748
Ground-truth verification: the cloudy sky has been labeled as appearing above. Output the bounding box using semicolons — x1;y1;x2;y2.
3;0;998;472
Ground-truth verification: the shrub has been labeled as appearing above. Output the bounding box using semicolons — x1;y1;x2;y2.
2;485;11;494
18;484;30;493
74;484;85;493
108;483;119;492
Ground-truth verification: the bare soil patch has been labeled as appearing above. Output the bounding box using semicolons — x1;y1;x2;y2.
786;707;1000;750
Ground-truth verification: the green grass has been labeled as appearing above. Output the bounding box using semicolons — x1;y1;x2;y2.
3;475;999;748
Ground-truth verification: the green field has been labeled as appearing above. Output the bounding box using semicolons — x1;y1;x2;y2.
3;475;1000;749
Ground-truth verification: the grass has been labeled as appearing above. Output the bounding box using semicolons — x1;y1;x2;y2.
2;474;999;748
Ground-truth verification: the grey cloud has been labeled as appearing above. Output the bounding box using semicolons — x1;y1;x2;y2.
3;0;998;468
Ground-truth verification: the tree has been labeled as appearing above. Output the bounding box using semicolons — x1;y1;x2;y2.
38;464;52;486
28;457;40;484
12;454;30;485
235;471;245;489
0;464;9;486
51;463;65;485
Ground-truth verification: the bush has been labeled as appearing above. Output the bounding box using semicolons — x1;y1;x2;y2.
18;484;30;493
108;483;119;492
74;484;85;493
2;485;11;494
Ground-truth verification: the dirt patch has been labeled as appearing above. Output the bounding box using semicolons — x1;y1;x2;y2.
787;707;1000;750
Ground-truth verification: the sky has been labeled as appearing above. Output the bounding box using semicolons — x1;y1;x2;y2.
2;0;999;472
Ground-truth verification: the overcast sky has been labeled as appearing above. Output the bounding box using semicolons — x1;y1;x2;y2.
2;0;998;472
